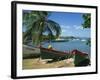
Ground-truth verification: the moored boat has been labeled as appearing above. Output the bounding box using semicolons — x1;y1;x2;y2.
40;47;72;61
71;50;90;66
40;47;90;66
23;45;40;59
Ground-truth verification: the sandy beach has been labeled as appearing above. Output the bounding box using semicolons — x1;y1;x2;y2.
23;58;74;69
23;45;75;69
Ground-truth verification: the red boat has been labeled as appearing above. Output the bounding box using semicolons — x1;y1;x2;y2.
71;50;90;66
40;47;90;66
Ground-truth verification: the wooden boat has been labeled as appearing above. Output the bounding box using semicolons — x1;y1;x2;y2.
40;47;72;61
23;45;40;59
71;50;90;66
40;47;90;66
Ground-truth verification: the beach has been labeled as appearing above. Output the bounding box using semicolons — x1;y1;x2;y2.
23;58;74;69
23;45;75;69
22;44;90;69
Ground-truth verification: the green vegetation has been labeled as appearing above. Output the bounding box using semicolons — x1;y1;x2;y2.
82;14;91;28
86;39;91;46
23;11;61;46
82;14;91;46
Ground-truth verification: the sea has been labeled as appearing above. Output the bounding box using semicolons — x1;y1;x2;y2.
42;39;90;55
27;39;90;56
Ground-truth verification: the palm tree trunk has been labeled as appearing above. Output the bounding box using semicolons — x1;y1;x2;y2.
38;40;42;62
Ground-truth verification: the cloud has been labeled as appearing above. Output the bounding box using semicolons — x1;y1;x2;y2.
61;25;83;30
60;25;90;37
62;29;67;33
65;26;70;29
73;25;83;30
61;25;71;29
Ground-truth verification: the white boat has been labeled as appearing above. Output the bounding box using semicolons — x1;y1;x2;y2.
23;45;40;59
81;39;86;42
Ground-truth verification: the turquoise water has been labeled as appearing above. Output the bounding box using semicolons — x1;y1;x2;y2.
42;40;90;55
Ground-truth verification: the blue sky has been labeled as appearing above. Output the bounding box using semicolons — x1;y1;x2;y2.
48;12;90;38
23;10;90;38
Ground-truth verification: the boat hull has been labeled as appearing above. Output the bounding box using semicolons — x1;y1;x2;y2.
40;47;73;61
40;48;90;66
72;50;90;66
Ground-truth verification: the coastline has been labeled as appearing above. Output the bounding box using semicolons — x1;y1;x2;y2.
23;58;74;69
22;45;90;69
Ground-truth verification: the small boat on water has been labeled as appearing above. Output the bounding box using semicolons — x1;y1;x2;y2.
51;39;69;42
40;47;90;66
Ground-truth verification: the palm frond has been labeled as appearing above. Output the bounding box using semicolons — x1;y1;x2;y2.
47;20;61;38
23;11;61;46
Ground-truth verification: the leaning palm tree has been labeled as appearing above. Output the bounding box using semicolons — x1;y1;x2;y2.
23;11;61;61
23;11;61;46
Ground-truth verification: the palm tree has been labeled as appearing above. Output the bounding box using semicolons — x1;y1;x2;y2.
82;14;91;46
82;14;91;28
23;11;61;46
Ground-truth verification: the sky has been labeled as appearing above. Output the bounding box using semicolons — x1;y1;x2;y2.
48;12;90;38
23;10;91;38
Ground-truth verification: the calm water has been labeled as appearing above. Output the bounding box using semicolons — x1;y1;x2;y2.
42;40;90;55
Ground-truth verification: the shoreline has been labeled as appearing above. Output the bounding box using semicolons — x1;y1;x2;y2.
23;58;74;69
22;45;90;69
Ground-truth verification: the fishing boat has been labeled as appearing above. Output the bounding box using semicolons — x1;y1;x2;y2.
71;50;90;66
40;47;90;66
23;45;40;59
40;47;72;61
